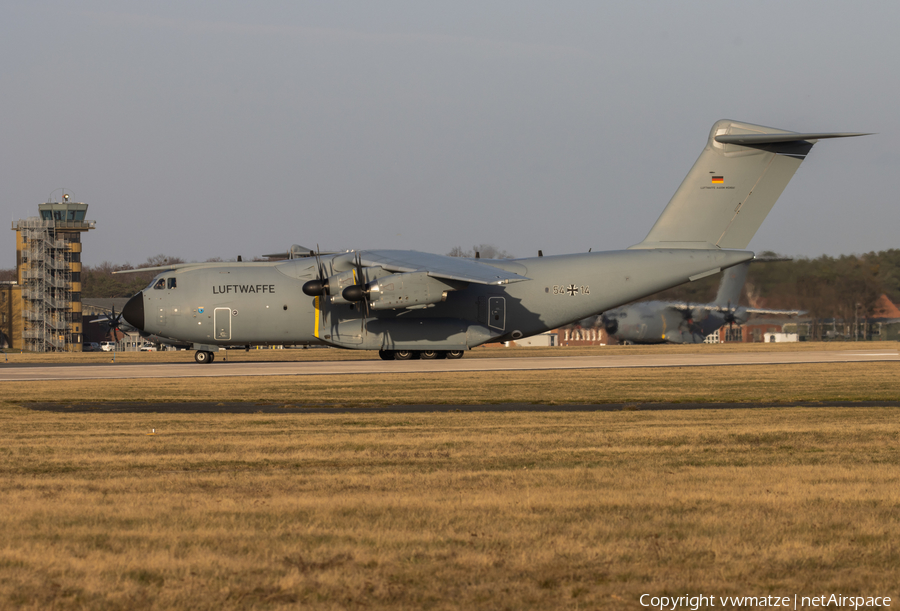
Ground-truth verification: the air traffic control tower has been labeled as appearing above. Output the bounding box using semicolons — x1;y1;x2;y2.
11;197;96;352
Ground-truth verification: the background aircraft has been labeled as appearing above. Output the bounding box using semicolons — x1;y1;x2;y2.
118;120;866;363
90;305;191;350
600;262;802;344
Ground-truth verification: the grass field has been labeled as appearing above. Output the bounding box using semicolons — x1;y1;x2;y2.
1;345;898;609
1;405;899;610
2;362;898;406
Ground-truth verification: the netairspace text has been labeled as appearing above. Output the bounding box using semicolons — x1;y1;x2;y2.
640;593;892;610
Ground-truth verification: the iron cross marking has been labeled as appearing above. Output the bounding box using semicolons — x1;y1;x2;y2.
566;284;579;296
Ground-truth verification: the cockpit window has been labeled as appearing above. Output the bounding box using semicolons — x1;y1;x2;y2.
167;277;177;289
154;279;166;290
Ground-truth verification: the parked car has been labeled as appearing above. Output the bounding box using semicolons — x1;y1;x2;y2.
100;341;116;352
82;342;100;352
139;343;157;352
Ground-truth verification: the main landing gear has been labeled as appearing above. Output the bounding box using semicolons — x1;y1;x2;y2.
194;350;216;364
193;348;464;363
378;350;464;361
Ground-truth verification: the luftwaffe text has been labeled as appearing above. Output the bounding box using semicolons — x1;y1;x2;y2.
212;284;275;294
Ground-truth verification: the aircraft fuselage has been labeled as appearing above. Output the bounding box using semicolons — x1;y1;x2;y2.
123;249;753;353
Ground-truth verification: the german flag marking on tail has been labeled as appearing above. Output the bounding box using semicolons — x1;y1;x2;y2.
711;176;724;184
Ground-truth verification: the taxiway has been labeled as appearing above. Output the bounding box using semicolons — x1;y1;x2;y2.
0;349;897;382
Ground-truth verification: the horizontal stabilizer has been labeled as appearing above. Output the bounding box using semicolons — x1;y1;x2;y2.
630;120;870;251
715;132;871;145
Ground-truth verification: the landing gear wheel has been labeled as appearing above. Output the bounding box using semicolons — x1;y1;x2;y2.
194;350;212;364
445;350;464;359
419;350;440;360
393;350;415;360
378;350;395;361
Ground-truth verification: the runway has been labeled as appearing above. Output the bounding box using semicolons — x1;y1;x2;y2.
1;349;897;382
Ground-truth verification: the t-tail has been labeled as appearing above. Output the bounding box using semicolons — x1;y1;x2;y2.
630;119;869;251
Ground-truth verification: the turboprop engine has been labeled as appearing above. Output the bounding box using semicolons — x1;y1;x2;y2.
343;271;465;311
302;269;359;304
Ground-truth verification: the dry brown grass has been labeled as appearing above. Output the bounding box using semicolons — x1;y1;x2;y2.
2;362;898;406
1;405;899;610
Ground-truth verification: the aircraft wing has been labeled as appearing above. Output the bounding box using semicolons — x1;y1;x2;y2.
667;302;804;316
357;250;530;285
114;261;275;274
742;307;805;316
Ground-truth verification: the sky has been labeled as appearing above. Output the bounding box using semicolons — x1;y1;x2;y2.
2;1;897;267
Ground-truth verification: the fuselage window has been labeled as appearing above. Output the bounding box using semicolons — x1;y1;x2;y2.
154;279;166;290
167;278;177;289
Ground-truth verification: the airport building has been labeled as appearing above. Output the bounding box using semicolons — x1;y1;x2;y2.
5;198;96;352
0;281;23;349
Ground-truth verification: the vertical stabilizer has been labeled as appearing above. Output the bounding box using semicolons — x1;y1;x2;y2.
713;261;749;306
630;120;869;250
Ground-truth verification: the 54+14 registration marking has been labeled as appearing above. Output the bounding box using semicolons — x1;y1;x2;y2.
552;284;590;296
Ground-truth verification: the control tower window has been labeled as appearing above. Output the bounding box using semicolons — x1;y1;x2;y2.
154;279;166;290
167;278;177;289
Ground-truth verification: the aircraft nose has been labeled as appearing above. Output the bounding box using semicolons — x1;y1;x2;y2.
601;314;618;335
122;291;145;330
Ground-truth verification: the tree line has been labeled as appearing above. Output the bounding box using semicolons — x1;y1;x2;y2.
0;255;186;298
648;249;900;321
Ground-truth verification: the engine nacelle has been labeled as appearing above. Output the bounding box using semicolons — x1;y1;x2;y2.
365;271;462;311
302;269;359;303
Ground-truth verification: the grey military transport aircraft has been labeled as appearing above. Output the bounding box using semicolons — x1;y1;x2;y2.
118;120;866;363
600;261;802;344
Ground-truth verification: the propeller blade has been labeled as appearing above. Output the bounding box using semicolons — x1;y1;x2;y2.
315;244;324;282
302;245;331;297
354;251;370;317
105;306;120;339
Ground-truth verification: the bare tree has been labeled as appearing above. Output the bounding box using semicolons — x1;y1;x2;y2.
447;244;514;259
